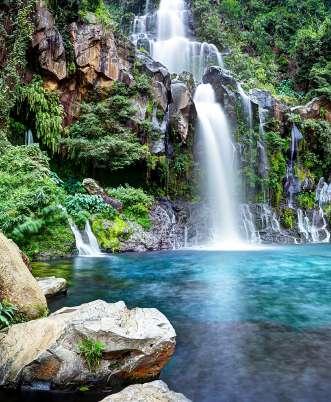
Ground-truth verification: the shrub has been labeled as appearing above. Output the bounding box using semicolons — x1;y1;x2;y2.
92;216;129;252
297;192;315;210
0;300;17;329
107;185;154;229
78;338;106;371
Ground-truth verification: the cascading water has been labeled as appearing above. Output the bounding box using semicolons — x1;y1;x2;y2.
69;220;102;256
194;84;243;247
131;0;223;81
25;129;34;145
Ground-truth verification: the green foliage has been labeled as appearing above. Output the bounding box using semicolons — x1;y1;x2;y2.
78;338;105;371
281;208;295;229
0;0;34;128
17;78;63;152
191;0;330;100
63;93;148;171
0;300;17;329
107;185;154;229
0;144;74;258
297;192;316;210
92;216;129;251
65;193;116;227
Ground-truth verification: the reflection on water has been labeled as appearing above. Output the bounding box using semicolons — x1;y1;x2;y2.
4;244;331;401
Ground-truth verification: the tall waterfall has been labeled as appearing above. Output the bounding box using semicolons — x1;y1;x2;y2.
194;84;243;247
69;221;102;256
132;0;223;80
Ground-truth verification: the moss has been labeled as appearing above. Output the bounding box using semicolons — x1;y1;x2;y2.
92;216;130;252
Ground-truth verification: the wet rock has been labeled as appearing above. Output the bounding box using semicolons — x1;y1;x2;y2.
83;178;123;211
100;380;190;402
36;276;67;297
0;232;47;319
170;79;195;142
250;88;289;125
119;200;186;252
136;51;171;111
32;4;67;80
0;300;176;390
202;66;238;127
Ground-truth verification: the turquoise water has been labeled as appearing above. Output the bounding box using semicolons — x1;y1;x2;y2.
18;245;331;400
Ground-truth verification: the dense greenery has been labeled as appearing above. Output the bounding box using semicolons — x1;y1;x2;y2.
192;0;331;102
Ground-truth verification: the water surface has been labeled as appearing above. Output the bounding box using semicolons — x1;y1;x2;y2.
9;245;331;401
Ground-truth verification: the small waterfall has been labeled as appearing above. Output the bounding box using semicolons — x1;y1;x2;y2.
25;129;34;145
241;204;261;243
69;220;102;256
131;0;223;81
285;124;303;207
316;177;331;206
237;84;253;129
297;208;330;243
194;84;243;247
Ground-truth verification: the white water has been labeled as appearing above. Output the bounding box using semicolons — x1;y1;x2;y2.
25;129;34;145
69;220;102;256
131;0;223;80
194;84;244;247
297;208;330;243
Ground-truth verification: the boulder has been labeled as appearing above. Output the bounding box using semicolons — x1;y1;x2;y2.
136;51;171;111
202;66;239;127
0;300;176;390
0;232;47;319
32;3;67;80
170;80;195;142
83;178;123;211
69;22;134;88
100;380;190;402
291;96;331;122
36;276;67;297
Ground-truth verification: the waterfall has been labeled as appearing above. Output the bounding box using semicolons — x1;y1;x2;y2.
241;204;261;243
131;0;223;81
237;84;253;129
69;220;102;256
194;84;243;247
25;129;34;145
297;208;330;243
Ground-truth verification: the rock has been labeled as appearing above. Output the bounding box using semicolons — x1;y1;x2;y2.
83;178;123;211
0;300;176;390
202;66;239;127
36;276;67;297
0;232;47;319
119;200;185;252
69;23;133;87
291;96;331;122
250;88;289;126
32;4;67;80
170;80;195;142
100;380;190;402
136;51;171;111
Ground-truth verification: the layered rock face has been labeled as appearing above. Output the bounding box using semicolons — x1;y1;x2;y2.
100;380;191;402
0;300;176;390
0;232;47;319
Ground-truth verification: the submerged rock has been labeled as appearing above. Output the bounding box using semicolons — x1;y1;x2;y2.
0;300;176;390
0;232;47;319
100;380;190;402
36;277;67;298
